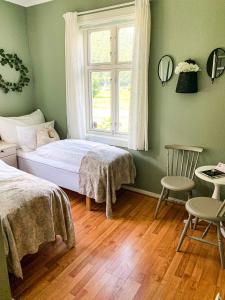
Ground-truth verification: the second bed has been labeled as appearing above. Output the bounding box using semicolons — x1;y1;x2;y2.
17;139;136;218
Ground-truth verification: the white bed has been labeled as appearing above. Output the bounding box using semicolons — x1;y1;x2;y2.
17;148;80;192
17;139;100;193
17;139;136;217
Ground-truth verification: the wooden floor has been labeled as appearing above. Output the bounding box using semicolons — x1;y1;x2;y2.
10;190;225;300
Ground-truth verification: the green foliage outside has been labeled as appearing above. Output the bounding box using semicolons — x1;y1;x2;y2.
90;26;134;133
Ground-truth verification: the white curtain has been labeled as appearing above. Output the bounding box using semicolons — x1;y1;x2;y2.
63;12;85;139
128;0;151;151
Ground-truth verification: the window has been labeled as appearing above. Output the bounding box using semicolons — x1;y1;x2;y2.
84;24;134;145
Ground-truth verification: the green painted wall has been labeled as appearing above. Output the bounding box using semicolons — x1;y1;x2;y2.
27;0;225;196
0;1;34;116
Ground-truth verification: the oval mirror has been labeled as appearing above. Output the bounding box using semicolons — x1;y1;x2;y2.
158;55;174;85
207;48;225;83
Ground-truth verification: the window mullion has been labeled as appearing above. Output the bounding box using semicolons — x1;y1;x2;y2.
111;70;116;135
111;27;117;135
115;70;119;134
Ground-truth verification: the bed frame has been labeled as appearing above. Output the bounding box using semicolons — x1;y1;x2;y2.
17;156;93;211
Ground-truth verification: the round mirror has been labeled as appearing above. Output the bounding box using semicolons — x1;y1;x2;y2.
158;55;174;85
207;48;225;82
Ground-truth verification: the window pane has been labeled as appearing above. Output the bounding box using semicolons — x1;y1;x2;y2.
91;72;111;131
90;30;111;64
118;27;134;62
118;71;131;133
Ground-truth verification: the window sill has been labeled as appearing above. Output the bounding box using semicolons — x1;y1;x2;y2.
86;133;128;148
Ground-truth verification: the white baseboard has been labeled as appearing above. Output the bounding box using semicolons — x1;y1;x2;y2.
123;185;186;205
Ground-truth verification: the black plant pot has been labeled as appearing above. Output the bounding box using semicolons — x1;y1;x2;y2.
176;72;198;93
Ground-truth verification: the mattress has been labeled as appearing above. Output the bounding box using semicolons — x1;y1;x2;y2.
17;139;103;173
17;149;78;173
17;149;80;192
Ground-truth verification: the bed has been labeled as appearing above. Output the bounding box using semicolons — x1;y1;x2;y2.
0;160;75;278
17;139;136;218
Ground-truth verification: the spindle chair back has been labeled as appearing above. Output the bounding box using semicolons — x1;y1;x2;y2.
165;144;203;179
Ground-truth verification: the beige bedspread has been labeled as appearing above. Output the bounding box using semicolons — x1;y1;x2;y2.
0;173;75;278
79;145;136;218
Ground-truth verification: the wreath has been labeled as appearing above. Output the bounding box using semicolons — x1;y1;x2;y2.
0;49;30;94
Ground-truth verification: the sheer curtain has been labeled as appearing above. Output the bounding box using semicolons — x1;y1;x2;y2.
128;0;151;151
63;12;85;139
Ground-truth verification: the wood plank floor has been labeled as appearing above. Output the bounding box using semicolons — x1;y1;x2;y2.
10;190;225;300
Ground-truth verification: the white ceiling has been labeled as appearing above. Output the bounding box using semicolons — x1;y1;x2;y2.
4;0;53;7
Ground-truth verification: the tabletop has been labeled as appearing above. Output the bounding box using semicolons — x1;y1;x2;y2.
195;165;225;185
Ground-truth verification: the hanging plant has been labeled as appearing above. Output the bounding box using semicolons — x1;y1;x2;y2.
175;59;200;93
0;49;30;94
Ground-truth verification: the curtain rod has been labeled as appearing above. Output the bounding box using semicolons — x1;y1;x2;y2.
77;1;135;16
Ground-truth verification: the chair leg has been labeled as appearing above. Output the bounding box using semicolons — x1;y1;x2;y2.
193;217;199;230
187;190;198;230
201;222;211;239
154;187;167;219
187;190;193;199
176;214;192;252
164;189;170;206
216;223;225;268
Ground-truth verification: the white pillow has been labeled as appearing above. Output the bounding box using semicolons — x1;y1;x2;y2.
0;109;45;144
37;127;60;148
16;121;55;151
0;118;27;144
8;109;45;125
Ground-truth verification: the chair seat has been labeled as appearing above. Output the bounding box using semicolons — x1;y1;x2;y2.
161;176;195;191
186;197;224;221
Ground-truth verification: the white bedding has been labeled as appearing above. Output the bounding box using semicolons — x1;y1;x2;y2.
0;160;24;180
17;139;116;173
0;160;75;278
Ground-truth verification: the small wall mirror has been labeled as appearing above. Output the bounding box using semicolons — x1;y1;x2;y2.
158;55;174;85
207;48;225;83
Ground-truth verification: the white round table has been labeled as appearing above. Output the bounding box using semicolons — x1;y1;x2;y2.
195;165;225;200
195;165;225;237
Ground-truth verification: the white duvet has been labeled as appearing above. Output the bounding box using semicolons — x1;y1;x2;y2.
0;160;24;180
32;139;120;173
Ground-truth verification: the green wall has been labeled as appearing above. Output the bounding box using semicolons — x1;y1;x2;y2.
27;0;225;196
0;1;34;116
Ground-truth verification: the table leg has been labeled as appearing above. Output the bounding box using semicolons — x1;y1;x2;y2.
211;184;225;238
212;184;220;200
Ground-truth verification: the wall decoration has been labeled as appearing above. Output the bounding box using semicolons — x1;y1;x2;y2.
0;49;30;94
207;48;225;83
158;55;174;85
175;59;200;93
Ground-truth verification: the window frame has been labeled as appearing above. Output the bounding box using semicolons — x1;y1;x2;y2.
83;22;134;146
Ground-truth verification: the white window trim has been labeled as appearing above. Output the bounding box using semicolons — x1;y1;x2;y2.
78;6;135;29
78;7;134;147
82;19;134;147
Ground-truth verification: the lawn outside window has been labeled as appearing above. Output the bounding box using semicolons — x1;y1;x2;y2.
83;23;134;147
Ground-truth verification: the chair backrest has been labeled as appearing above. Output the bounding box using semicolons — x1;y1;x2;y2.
165;144;204;179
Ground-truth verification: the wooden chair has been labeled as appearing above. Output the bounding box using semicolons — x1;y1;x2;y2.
154;144;203;219
176;196;225;268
